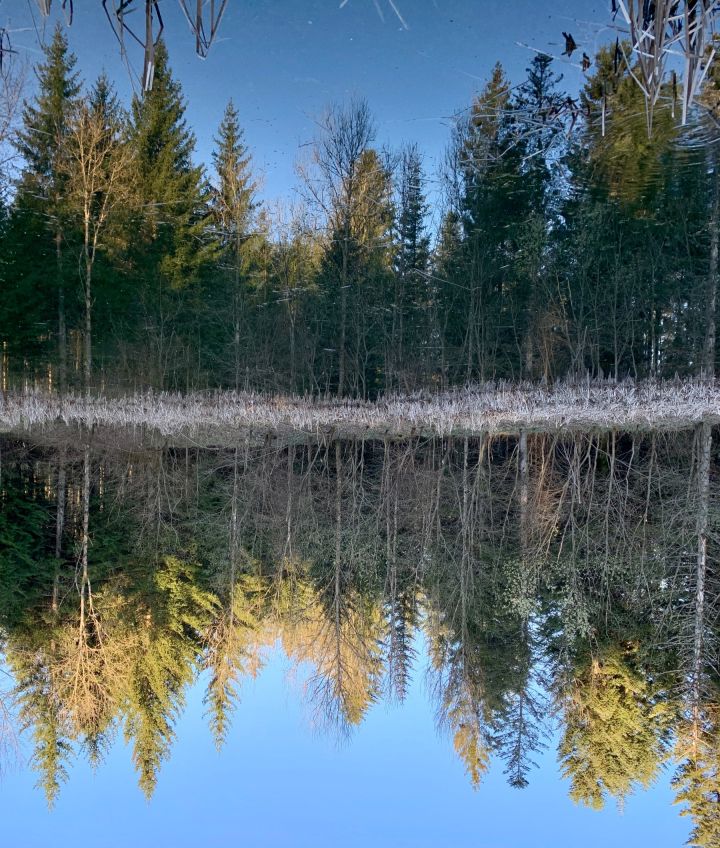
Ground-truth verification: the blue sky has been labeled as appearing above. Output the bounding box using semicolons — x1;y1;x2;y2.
5;0;618;207
0;643;690;848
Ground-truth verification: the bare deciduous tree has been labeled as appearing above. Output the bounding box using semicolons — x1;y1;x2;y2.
0;54;24;198
61;94;133;393
301;99;375;395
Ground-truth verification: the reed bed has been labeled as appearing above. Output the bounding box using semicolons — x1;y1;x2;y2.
2;380;720;443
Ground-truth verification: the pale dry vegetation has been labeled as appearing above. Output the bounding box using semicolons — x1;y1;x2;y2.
1;380;719;443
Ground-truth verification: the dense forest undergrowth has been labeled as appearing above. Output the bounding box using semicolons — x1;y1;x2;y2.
3;29;720;400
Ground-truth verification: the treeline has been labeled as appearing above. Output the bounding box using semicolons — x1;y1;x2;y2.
1;431;719;845
1;26;719;396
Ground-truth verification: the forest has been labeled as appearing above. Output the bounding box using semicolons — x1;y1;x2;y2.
1;25;720;399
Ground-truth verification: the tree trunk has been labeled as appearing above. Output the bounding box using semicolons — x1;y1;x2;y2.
333;438;343;690
234;239;242;392
56;231;67;395
52;445;66;614
702;169;719;381
691;418;712;746
289;309;296;391
84;247;92;395
79;440;91;630
519;430;529;552
229;445;240;604
338;280;348;396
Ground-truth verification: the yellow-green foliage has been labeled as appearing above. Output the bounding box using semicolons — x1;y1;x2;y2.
559;645;670;809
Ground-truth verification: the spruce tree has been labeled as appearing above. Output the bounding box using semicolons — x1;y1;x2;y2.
433;209;464;387
392;144;430;389
8;24;81;391
82;74;136;383
451;63;521;381
558;648;667;810
127;39;215;388
210;100;257;388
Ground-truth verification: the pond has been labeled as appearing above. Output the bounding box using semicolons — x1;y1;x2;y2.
3;2;720;845
0;426;716;846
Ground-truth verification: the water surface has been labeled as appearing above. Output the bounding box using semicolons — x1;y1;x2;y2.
1;428;717;845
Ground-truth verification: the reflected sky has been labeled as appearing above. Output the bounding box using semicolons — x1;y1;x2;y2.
1;431;713;847
0;640;689;848
5;0;604;204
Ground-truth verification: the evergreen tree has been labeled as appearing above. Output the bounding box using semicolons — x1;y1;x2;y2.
5;24;81;390
508;54;565;378
10;636;73;808
124;556;217;797
558;647;669;810
442;63;528;381
126;40;216;388
390;144;431;389
210;100;258;388
432;208;464;387
673;715;720;848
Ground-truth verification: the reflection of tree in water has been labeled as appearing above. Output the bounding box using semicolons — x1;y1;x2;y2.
0;426;719;842
558;643;672;810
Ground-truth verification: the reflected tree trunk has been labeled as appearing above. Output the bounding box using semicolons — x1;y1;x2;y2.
334;439;343;694
79;440;91;631
52;445;67;614
702;167;719;382
56;231;66;396
519;430;529;552
230;445;240;597
691;419;712;742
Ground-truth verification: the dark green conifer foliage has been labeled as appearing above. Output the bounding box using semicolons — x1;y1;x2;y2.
391;144;431;389
1;37;720;392
209;100;258;388
126;40;216;388
3;24;81;388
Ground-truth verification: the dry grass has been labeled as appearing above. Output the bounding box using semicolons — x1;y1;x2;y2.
2;380;719;444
